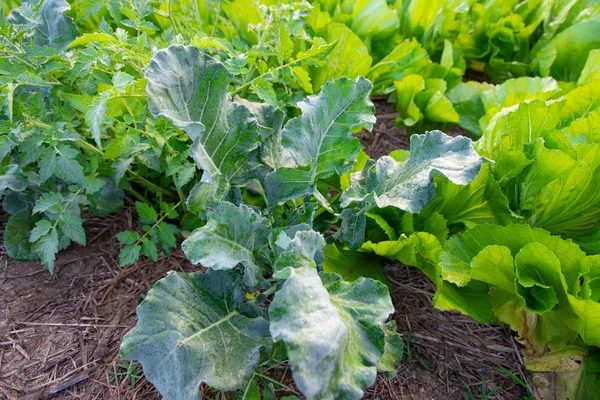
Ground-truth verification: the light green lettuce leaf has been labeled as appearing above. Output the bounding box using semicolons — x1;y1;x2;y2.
310;23;372;90
558;78;600;128
322;242;391;288
439;224;595;353
520;142;600;253
470;245;515;292
399;0;468;53
478;76;561;129
366;39;431;94
121;270;271;399
578;49;600;85
393;74;425;127
341;0;399;40
535;20;600;82
476;99;562;184
515;243;565;314
440;224;589;294
559;108;600;146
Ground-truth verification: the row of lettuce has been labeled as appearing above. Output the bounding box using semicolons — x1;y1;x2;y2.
1;0;600;399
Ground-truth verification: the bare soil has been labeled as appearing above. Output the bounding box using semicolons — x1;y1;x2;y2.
0;100;531;399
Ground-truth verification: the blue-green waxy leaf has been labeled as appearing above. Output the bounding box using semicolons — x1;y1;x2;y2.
145;46;265;211
182;202;269;286
273;230;325;273
36;0;78;51
269;268;394;400
265;77;375;205
8;0;78;51
121;270;271;400
341;131;486;214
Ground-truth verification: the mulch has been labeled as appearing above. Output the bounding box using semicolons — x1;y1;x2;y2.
0;100;531;399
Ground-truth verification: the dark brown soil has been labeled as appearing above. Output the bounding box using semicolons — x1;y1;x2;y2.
0;100;532;399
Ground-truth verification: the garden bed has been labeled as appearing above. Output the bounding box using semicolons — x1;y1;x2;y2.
0;101;528;399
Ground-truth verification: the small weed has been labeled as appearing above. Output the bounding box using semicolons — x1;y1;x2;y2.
403;332;429;370
497;367;536;400
461;375;500;400
108;360;143;389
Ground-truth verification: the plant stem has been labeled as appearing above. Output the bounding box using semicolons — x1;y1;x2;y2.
134;200;183;246
314;191;341;218
126;169;172;197
246;285;278;305
231;59;302;96
77;140;172;196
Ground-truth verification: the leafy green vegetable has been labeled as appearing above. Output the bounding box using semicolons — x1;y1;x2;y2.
341;130;485;214
121;269;272;398
265;76;375;205
270;268;394;399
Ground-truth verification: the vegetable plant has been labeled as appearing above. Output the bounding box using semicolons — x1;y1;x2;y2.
120;45;487;399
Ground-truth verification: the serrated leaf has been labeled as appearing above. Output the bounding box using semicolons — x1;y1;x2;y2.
175;162;196;188
116;231;140;245
34;228;59;273
269;268;393;400
30;220;53;242
119;243;141;267
291;66;313;94
59;212;85;245
141;237;158;261
250;79;278;108
0;135;16;160
265;77;375;205
341;131;486;214
55;145;86;185
121;270;271;398
182;202;268;286
157;222;177;248
277;25;293;64
311;23;372;90
39;152;57;183
86;93;108;150
146;45;264;210
32;192;63;214
135;202;157;223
